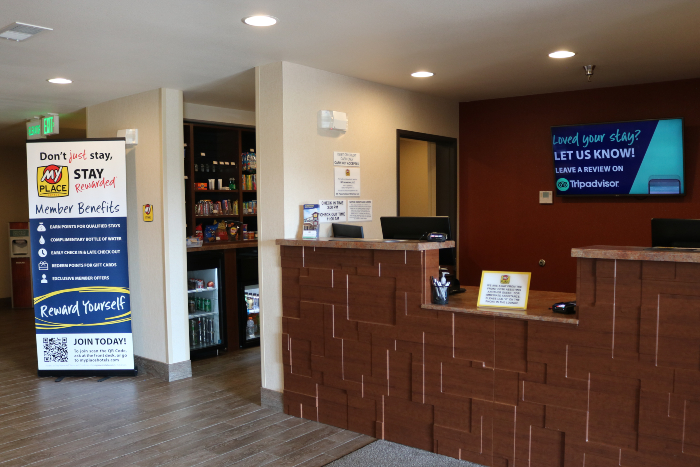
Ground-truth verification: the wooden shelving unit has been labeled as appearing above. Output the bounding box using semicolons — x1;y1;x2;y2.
184;122;257;237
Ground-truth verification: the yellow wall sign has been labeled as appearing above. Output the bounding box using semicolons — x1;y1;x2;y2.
477;271;531;310
143;204;153;222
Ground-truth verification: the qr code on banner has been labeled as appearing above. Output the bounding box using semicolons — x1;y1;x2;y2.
43;337;68;363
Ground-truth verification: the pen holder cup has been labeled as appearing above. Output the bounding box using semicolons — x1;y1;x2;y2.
431;284;449;305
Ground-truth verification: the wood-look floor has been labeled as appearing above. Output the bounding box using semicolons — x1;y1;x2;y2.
0;307;374;466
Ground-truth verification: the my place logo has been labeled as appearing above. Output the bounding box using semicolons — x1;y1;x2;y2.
556;177;620;192
37;165;69;198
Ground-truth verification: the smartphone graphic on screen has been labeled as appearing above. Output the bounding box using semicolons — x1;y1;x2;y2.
648;175;681;194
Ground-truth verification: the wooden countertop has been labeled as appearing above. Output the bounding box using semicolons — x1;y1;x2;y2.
275;238;454;251
422;286;578;324
187;240;257;252
572;245;700;263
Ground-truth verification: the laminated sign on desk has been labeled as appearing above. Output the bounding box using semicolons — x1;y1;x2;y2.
477;271;531;310
26;139;136;376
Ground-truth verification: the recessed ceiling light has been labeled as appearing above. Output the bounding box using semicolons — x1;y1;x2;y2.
47;78;72;84
549;51;576;58
411;71;434;78
242;15;277;27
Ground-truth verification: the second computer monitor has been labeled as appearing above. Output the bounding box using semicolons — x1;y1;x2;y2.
332;223;364;238
651;218;700;248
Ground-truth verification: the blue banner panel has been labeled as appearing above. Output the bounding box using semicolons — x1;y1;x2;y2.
27;139;134;373
552;119;684;196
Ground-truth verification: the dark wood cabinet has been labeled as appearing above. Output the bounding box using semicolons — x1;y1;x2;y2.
11;258;32;308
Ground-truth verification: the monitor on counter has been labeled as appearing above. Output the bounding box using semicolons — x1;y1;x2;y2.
552;118;684;197
332;223;364;238
380;216;455;266
651;218;700;248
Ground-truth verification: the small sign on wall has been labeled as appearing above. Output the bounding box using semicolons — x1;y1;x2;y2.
333;152;360;167
347;200;372;222
143;204;153;222
319;200;346;222
334;167;360;196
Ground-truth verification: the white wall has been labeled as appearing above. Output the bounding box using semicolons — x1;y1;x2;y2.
256;62;459;393
86;89;189;365
183;103;255;127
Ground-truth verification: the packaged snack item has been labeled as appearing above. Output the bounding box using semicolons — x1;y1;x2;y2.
204;224;217;243
228;222;238;240
217;221;228;241
195;224;203;240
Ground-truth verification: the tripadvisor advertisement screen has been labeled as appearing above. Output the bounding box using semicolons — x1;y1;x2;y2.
552;118;684;196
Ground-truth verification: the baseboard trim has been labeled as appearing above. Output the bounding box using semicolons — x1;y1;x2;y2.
261;387;284;412
134;355;192;382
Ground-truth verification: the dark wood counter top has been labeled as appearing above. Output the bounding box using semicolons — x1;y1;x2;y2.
572;245;700;263
187;240;257;252
275;238;454;251
422;286;578;324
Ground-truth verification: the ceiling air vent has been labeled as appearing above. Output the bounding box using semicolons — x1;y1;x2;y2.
0;22;52;42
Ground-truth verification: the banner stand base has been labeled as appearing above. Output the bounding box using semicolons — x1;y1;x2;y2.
38;368;138;378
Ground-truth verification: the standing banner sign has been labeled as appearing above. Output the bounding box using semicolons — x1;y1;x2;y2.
26;139;136;376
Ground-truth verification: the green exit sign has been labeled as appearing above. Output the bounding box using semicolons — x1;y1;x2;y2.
26;120;43;140
26;115;59;140
42;114;59;136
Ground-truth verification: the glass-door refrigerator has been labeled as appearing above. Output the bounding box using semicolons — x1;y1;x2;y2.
187;253;226;357
237;248;260;348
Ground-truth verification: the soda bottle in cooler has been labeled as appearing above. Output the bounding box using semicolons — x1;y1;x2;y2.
190;319;198;347
197;317;204;347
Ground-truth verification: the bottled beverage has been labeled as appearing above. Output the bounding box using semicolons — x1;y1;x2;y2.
206;298;211;312
197;317;204;346
194;163;198;172
190;319;198;347
246;317;256;339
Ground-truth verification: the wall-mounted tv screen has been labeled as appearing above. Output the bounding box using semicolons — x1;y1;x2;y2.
552;118;684;196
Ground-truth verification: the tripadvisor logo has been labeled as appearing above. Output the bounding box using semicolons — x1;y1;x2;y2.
556;178;569;191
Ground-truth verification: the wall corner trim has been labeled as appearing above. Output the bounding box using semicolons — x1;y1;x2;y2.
134;355;192;382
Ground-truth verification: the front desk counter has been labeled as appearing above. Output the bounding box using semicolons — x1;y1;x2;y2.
276;240;700;467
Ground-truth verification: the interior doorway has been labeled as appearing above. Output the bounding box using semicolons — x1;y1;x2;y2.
396;129;458;266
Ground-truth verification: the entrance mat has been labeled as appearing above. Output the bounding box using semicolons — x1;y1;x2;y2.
325;440;483;467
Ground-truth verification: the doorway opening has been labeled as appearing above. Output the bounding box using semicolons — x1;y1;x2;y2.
396;130;458;271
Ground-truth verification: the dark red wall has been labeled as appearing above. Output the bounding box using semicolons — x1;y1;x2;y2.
459;78;700;293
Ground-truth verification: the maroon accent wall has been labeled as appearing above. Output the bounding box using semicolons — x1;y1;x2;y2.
459;78;700;293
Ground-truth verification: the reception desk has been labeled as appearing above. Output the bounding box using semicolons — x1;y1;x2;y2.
276;240;700;467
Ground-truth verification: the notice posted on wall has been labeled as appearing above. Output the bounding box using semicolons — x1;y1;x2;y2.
347;200;372;222
319;200;346;222
26;139;135;375
334;167;360;196
477;271;531;310
333;152;360;167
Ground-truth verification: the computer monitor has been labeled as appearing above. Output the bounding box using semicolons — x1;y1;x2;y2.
651;218;700;248
332;223;364;238
380;216;455;265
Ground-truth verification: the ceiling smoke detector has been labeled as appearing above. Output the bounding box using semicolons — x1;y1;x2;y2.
0;22;52;41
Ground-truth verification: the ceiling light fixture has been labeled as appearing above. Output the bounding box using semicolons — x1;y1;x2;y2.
411;71;434;78
47;78;72;84
548;51;575;58
242;15;278;27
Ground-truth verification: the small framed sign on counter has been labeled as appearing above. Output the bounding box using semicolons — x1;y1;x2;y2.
477;271;531;310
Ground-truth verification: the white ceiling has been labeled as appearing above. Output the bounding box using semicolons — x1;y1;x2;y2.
1;0;699;137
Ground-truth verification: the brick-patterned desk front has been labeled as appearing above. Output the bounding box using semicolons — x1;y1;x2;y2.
279;243;700;467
